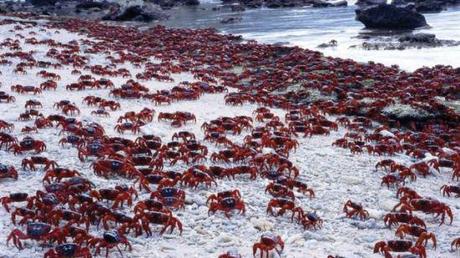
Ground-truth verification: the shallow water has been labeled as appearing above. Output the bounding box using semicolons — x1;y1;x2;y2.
160;3;460;71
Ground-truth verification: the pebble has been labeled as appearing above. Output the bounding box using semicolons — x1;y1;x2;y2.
250;217;274;231
193;225;209;235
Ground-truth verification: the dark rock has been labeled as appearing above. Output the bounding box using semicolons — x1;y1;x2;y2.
221;17;242;24
151;0;175;9
265;0;300;8
355;4;428;30
359;32;460;50
149;0;199;8
382;104;440;126
75;1;111;10
356;0;386;6
398;33;436;43
230;0;349;8
102;4;166;22
332;0;348;6
184;0;200;5
392;0;455;13
415;1;444;12
230;4;246;11
273;42;290;46
391;0;409;5
317;40;338;48
242;0;264;8
0;3;9;14
312;0;347;7
29;0;57;6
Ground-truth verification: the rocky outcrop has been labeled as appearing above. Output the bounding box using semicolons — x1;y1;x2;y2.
149;0;199;9
317;40;338;48
75;2;112;10
415;1;444;12
392;0;459;13
265;0;300;8
29;0;57;6
0;1;185;21
220;17;242;24
353;33;460;50
223;0;348;8
397;33;460;47
230;4;246;11
356;0;386;7
355;4;428;30
398;33;436;43
240;0;263;8
312;0;347;7
102;3;167;22
382;103;441;124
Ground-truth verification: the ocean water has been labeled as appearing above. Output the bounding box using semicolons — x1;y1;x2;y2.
160;3;460;71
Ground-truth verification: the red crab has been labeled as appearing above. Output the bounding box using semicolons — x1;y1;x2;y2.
343;200;369;220
92;159;140;179
0;163;18;180
90;186;138;209
0;193;31;212
292;208;323;230
383;212;426;229
393;197;453;225
180;166;217;188
136;211;183;236
7;222;66;250
265;182;295;200
452;237;460;250
42;168;81;184
44;243;91;258
21;156;58;171
77;142;112;161
218;250;242;258
373;240;426;258
440;184;460;197
208;196;246;219
206;189;242;205
114;122;142;134
150;187;186;210
62;104;81;116
89;230;132;258
395;224;436;249
252;233;284;258
8;137;46;154
266;198;297;217
133;199;172;216
0;120;14;132
91;109;110;117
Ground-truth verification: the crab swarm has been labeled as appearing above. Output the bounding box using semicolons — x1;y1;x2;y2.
0;14;458;258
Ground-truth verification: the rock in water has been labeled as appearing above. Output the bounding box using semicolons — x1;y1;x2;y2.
414;0;444;12
356;0;386;7
312;0;348;7
102;3;166;22
75;2;112;10
29;0;57;6
184;0;200;5
355;4;428;30
398;33;436;43
231;4;246;11
221;17;242;24
392;0;448;13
